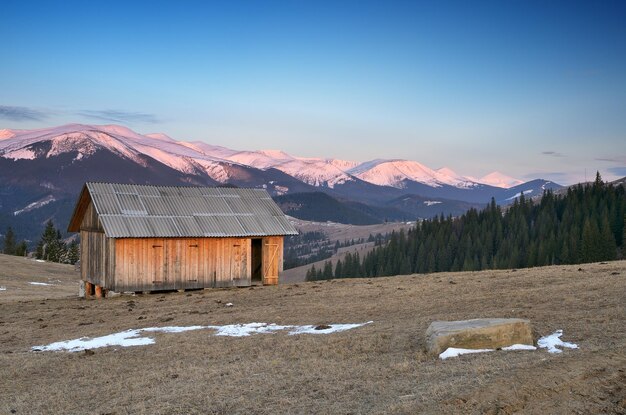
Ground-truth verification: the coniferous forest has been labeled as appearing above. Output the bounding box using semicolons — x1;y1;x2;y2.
307;174;625;281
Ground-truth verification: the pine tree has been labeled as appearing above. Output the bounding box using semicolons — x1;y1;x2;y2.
15;241;28;257
2;227;16;255
36;220;68;262
322;261;333;280
334;259;343;278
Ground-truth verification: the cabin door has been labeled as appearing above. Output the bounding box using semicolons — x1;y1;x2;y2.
251;239;263;284
262;238;280;285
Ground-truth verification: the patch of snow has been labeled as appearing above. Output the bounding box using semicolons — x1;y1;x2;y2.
3;147;37;160
424;200;442;206
14;195;56;216
537;330;578;354
29;282;53;286
506;189;534;201
0;286;6;291
288;321;373;335
142;326;206;334
274;185;289;195
502;344;537;351
212;323;289;337
32;321;372;352
32;329;154;352
439;347;494;359
440;344;537;359
225;302;233;307
35;259;45;263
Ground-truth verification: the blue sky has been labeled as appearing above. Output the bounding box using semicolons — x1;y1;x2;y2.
1;0;625;184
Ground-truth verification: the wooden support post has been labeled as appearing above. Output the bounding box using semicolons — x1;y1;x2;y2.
95;285;104;299
84;282;94;298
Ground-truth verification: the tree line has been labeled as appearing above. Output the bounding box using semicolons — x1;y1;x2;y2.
307;173;625;281
1;220;79;264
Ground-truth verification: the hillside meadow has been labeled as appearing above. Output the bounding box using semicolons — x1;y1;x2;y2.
0;254;624;414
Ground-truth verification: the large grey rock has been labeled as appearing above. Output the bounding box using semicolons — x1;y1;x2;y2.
426;318;533;356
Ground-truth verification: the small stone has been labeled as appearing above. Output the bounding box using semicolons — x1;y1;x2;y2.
315;324;332;330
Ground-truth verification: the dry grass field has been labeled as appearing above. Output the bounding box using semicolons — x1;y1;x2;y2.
0;254;625;414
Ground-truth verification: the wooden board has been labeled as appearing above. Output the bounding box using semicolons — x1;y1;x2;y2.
262;236;283;285
113;237;253;292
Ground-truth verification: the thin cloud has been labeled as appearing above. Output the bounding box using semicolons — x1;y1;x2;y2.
596;156;626;164
78;109;159;124
541;151;564;158
0;105;48;121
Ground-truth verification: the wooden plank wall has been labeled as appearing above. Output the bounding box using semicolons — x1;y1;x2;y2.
113;237;251;292
80;200;114;287
262;236;283;285
80;230;110;287
80;201;104;232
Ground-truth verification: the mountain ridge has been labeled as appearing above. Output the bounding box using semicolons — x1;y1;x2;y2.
0;123;563;242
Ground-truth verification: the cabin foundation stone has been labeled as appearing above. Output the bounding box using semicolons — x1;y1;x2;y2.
94;285;104;299
83;281;94;298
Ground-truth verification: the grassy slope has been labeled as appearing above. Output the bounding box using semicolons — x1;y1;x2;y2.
0;254;625;414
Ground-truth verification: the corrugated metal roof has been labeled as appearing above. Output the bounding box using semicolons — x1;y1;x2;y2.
85;182;298;238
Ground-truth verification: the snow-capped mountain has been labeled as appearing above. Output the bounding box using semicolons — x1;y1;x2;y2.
0;123;527;193
478;171;524;189
0;123;562;242
346;159;483;189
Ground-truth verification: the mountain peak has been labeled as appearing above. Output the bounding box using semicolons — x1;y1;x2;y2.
145;132;176;142
479;171;523;188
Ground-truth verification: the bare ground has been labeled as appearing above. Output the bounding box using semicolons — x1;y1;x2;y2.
0;254;625;414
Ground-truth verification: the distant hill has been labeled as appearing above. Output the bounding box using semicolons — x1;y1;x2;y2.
274;192;383;225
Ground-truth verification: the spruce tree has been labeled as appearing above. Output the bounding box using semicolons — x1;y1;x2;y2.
36;220;67;262
2;227;16;255
67;240;80;264
15;241;28;257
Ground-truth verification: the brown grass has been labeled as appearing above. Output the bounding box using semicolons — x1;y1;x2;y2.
0;254;625;414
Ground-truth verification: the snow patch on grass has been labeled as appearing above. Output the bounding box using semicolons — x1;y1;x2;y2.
32;321;372;352
29;282;53;286
212;323;289;337
33;330;154;352
439;347;494;359
289;321;373;335
439;330;577;360
440;344;538;360
502;344;537;351
0;286;6;291
537;330;578;353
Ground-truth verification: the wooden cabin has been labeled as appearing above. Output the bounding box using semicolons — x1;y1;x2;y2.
67;182;298;297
